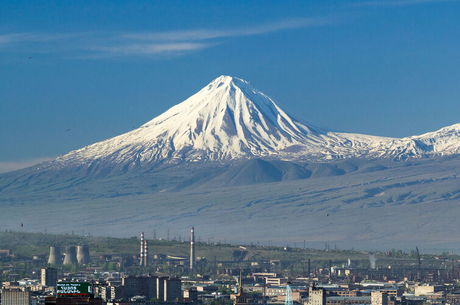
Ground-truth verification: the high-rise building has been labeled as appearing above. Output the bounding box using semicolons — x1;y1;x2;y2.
122;275;138;299
164;277;181;302
371;291;388;305
122;275;157;300
1;289;31;305
41;267;58;287
110;285;126;301
184;287;198;302
308;284;325;305
156;276;168;301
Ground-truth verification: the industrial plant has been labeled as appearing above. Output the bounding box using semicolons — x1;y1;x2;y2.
3;228;460;305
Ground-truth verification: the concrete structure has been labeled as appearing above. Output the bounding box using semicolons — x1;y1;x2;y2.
140;232;145;266
371;291;388;305
63;246;78;265
41;267;58;287
1;289;32;305
309;285;326;305
414;285;444;296
164;277;181;302
77;245;91;265
122;275;157;300
48;246;61;265
184;287;198;302
116;275;180;301
190;226;195;273
109;285;126;301
445;293;460;305
144;240;148;266
157;276;167;301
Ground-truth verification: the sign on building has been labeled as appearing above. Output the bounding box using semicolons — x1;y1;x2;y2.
56;282;91;298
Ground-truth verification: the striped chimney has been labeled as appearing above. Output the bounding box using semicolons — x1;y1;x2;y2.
144;240;148;266
140;232;144;266
190;226;195;272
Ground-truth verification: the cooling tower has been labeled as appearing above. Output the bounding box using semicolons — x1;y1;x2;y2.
77;245;91;265
48;246;61;265
63;246;78;265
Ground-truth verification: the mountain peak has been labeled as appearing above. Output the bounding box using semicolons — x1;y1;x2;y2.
9;76;460;173
208;75;250;89
55;75;323;166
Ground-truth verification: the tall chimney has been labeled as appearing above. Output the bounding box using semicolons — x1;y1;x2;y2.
140;232;144;266
63;246;78;265
190;226;195;272
329;259;332;278
48;246;61;265
144;240;148;266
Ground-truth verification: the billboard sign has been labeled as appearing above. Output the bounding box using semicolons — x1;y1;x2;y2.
56;282;91;298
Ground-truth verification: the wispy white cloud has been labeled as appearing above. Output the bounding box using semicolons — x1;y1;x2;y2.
85;42;211;57
0;157;52;174
0;17;334;59
121;17;333;42
352;0;457;8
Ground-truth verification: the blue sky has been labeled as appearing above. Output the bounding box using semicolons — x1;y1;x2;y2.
1;0;460;172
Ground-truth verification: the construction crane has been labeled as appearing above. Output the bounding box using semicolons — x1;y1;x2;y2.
285;281;293;305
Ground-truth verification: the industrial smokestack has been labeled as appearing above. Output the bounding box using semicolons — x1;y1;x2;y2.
63;246;78;265
48;246;61;265
329;259;332;277
369;254;376;269
77;245;91;265
140;232;144;266
308;259;311;277
144;240;149;266
190;226;195;272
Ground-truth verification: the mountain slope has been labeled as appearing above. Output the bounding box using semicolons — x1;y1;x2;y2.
371;124;460;159
32;76;397;174
15;76;460;177
48;75;332;169
2;76;460;251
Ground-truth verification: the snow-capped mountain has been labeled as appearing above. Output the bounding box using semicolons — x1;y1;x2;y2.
34;75;460;171
371;124;460;159
3;76;460;251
